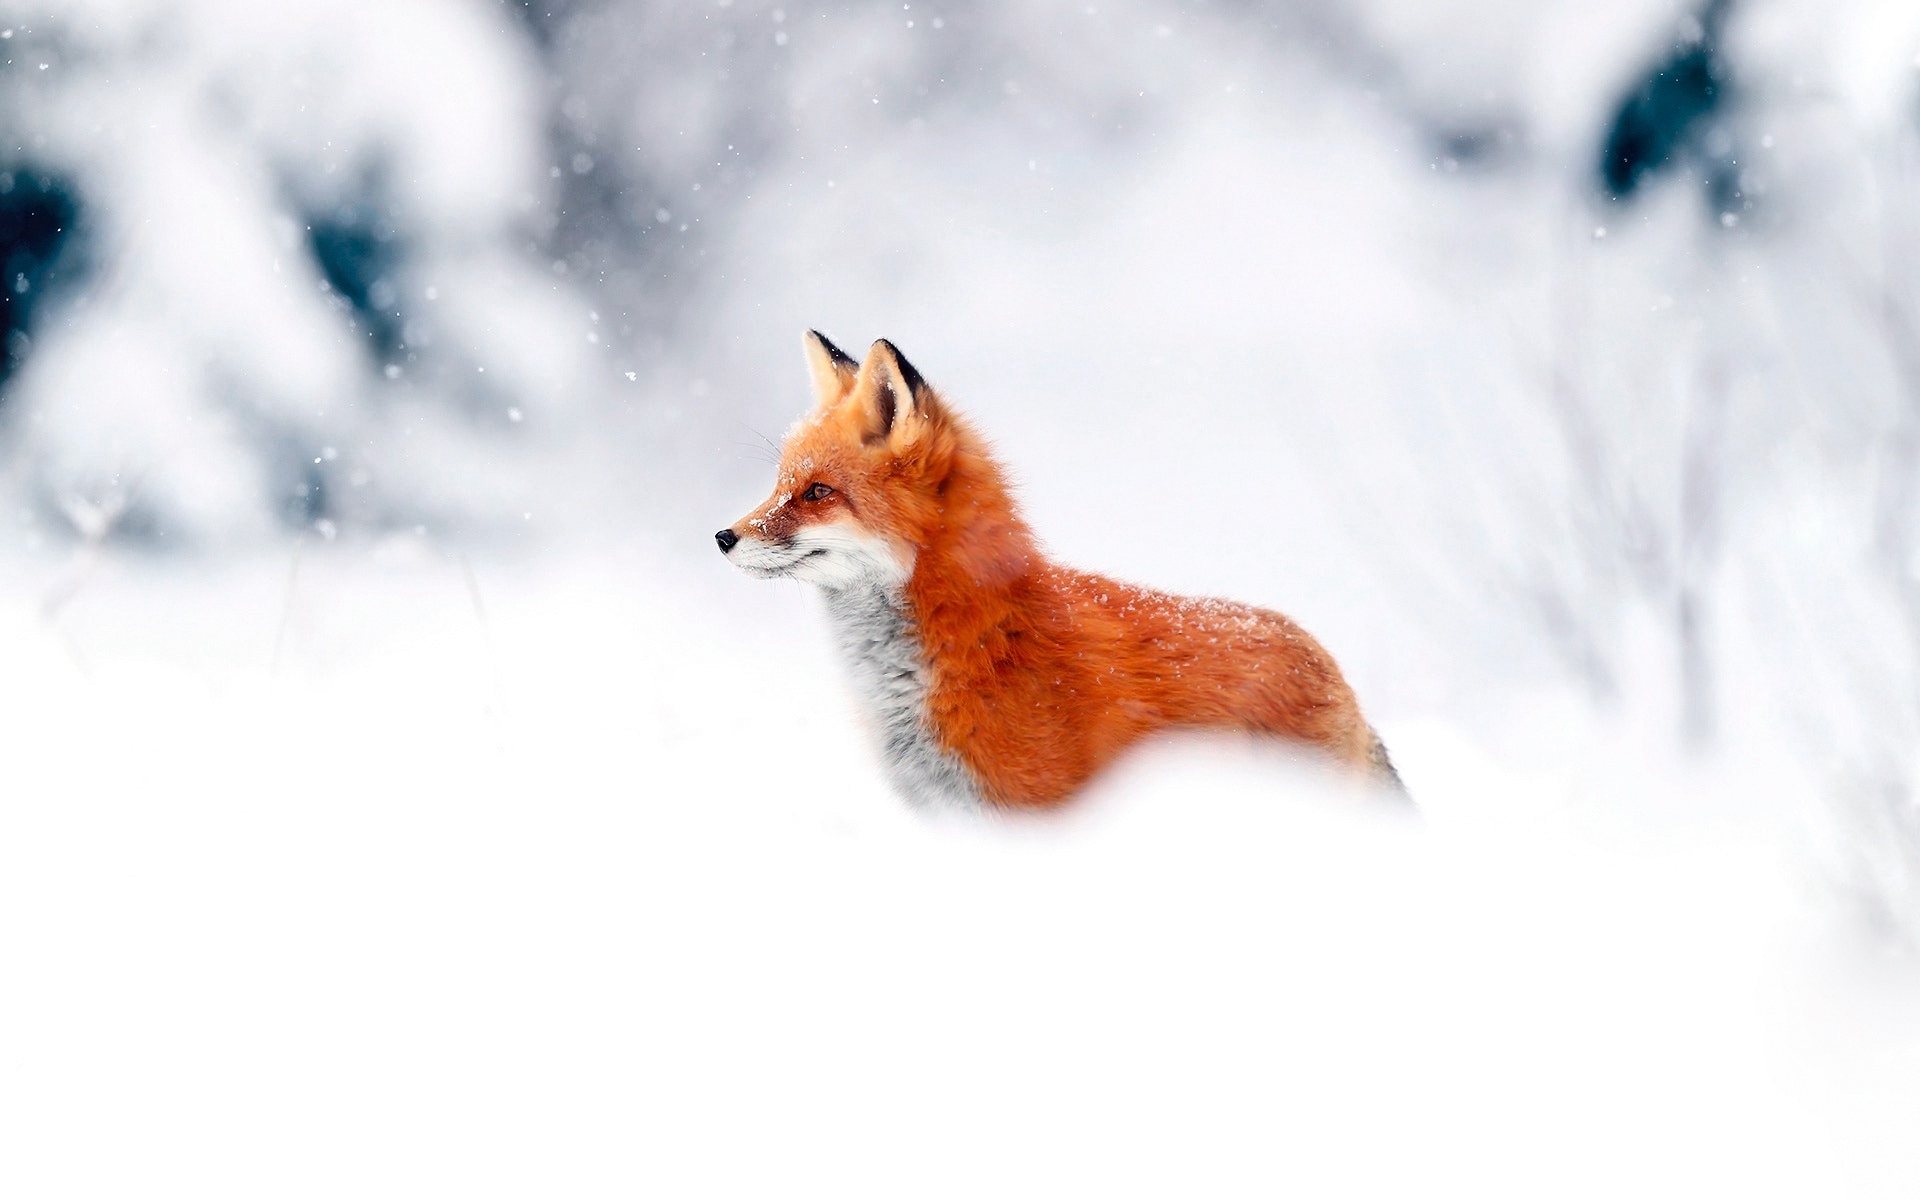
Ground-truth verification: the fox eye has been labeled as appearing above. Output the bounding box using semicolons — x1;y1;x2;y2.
801;482;834;502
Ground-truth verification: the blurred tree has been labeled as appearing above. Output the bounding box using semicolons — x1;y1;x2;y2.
0;0;591;543
0;170;80;390
307;195;407;370
1599;0;1744;222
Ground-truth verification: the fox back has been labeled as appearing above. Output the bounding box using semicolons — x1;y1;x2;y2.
718;332;1401;809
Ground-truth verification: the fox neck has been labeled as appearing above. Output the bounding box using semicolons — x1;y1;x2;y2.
819;577;983;812
817;437;1036;811
903;444;1040;649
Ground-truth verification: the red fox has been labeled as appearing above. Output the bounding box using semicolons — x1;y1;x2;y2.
717;332;1403;809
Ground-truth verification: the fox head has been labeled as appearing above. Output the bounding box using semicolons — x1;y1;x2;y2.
717;332;981;591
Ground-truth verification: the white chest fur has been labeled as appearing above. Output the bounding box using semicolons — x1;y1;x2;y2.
820;581;983;812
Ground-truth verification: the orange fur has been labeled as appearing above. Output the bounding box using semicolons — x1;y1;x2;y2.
721;333;1399;809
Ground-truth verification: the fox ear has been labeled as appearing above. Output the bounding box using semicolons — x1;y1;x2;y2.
804;329;859;408
851;338;943;449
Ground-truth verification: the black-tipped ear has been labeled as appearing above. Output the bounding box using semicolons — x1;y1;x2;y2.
874;339;926;404
812;329;858;371
851;338;944;447
804;329;860;408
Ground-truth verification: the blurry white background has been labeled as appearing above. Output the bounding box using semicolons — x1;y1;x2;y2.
1;0;1919;1194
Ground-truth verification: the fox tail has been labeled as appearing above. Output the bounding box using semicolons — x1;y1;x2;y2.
1367;727;1410;800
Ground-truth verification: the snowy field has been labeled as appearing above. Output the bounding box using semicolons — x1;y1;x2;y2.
0;538;1916;1197
3;0;1920;1194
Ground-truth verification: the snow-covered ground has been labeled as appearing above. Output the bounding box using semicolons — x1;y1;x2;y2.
0;537;1916;1197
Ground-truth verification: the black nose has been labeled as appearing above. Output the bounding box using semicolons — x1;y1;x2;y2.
715;528;739;553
